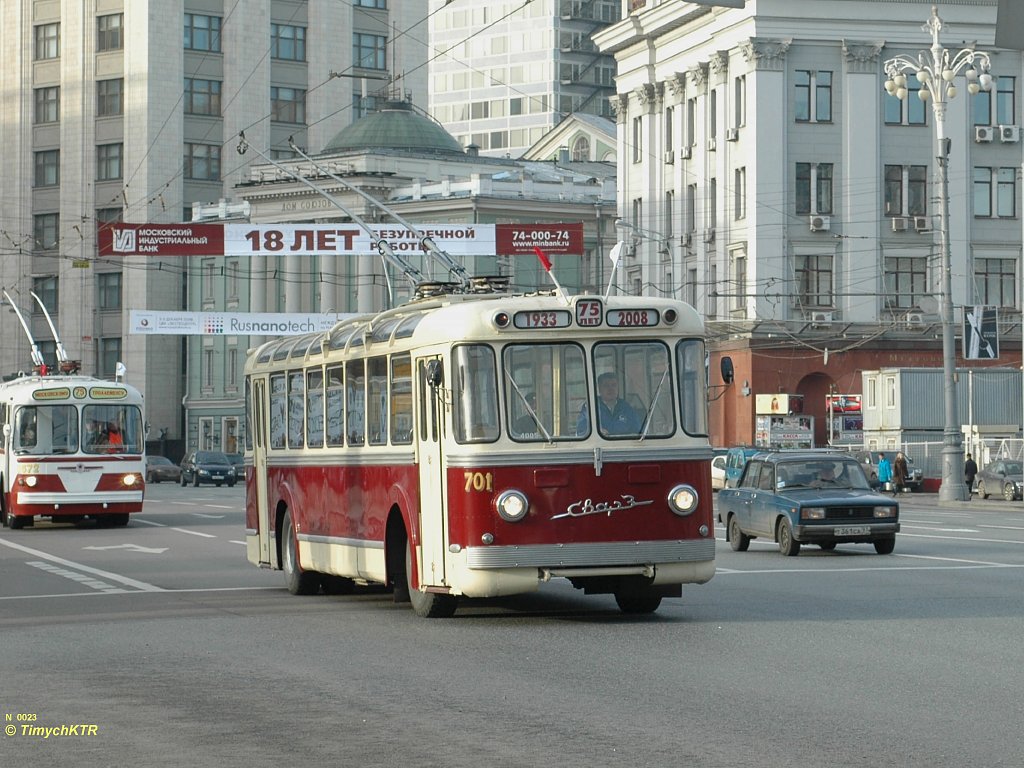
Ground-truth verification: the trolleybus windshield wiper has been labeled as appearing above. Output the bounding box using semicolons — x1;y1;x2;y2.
639;368;670;442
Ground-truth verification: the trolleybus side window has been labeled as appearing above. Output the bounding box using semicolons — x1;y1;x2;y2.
390;353;413;445
306;367;324;448
288;371;305;448
677;339;709;437
504;342;587;441
453;345;498;443
269;373;287;449
367;356;388;445
346;359;365;445
325;365;345;446
244;379;253;451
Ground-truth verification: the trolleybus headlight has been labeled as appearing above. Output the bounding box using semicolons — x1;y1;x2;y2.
22;475;38;487
493;311;511;329
495;489;529;522
667;484;698;516
122;473;139;487
663;308;678;325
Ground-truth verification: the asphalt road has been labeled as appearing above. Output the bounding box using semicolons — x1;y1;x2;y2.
1;486;1022;767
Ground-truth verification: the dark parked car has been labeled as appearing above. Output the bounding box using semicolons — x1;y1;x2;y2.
852;450;924;492
145;455;182;484
975;459;1024;501
717;451;900;556
180;450;235;487
226;453;245;482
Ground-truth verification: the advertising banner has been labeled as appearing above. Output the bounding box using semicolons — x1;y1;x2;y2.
129;310;349;336
97;224;224;256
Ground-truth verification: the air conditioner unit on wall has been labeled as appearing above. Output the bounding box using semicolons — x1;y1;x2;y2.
663;149;675;165
1000;125;1020;143
913;216;931;232
681;146;692;160
905;311;925;328
703;227;716;243
707;138;717;151
682;232;693;248
726;127;739;141
809;215;831;232
975;125;995;143
810;310;833;327
891;217;908;232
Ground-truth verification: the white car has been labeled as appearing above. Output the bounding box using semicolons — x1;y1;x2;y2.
711;450;728;490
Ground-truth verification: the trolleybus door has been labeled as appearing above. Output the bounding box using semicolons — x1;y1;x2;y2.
415;357;447;587
252;379;271;565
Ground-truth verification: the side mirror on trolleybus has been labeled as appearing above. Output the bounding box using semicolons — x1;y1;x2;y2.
426;360;443;388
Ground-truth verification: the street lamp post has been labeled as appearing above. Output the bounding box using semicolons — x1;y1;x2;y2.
883;5;994;502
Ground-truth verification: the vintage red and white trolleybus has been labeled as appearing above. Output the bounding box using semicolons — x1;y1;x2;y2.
0;372;146;529
243;286;716;616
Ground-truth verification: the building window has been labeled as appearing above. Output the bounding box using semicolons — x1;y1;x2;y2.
97;143;123;181
97;78;124;117
33;213;59;250
97;13;123;52
201;260;215;300
665;190;674;239
796;254;833;308
734;74;746;127
686;97;696;147
97;272;122;310
709;88;718;139
795;70;833;122
974;167;1017;218
353;33;387;69
34;150;60;187
35;87;59;124
886;79;927;125
96;207;123;224
686;183;697;232
184;143;221;181
271;23;306;61
227;260;239;299
184;79;221;116
632;116;642;162
35;23;60;60
884;255;927;310
795;162;833;215
352;93;383;119
732;253;746;311
32;277;58;314
355;0;388;7
270;87;306;124
227;348;238;390
185;14;222;52
974;258;1016;307
976;77;1017;125
885;165;928;216
734;167;746;220
572;136;590;161
664;106;674;151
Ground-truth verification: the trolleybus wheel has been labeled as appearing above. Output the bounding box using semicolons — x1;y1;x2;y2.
405;540;457;618
728;516;750;552
8;512;29;529
282;510;319;596
110;513;130;527
614;587;663;614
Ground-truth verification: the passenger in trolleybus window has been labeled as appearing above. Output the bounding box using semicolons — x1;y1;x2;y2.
577;371;642;436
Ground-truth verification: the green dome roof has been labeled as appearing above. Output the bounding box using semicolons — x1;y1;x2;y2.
323;100;465;155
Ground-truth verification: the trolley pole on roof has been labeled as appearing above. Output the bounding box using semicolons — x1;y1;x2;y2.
287;137;470;290
236;132;425;305
30;290;70;365
3;289;45;371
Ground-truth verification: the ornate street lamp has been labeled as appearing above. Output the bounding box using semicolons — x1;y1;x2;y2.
883;6;994;502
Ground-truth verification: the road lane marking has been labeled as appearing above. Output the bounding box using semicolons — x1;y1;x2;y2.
0;538;164;592
27;561;126;593
979;524;1024;531
132;519;167;527
192;513;226;519
897;553;1013;567
203;505;234;510
0;585;281;602
714;562;1024;575
170;527;217;538
898;525;979;532
229;540;246;545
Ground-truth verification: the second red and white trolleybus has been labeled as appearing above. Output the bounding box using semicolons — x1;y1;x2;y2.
244;287;716;616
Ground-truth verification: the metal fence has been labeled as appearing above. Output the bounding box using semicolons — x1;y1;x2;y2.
903;439;1024;482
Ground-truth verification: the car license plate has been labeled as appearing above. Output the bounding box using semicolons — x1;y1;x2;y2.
834;526;869;536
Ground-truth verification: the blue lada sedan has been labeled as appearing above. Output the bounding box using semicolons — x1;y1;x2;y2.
717;452;899;556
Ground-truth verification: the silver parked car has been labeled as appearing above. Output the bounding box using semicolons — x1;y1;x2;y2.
975;459;1024;501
